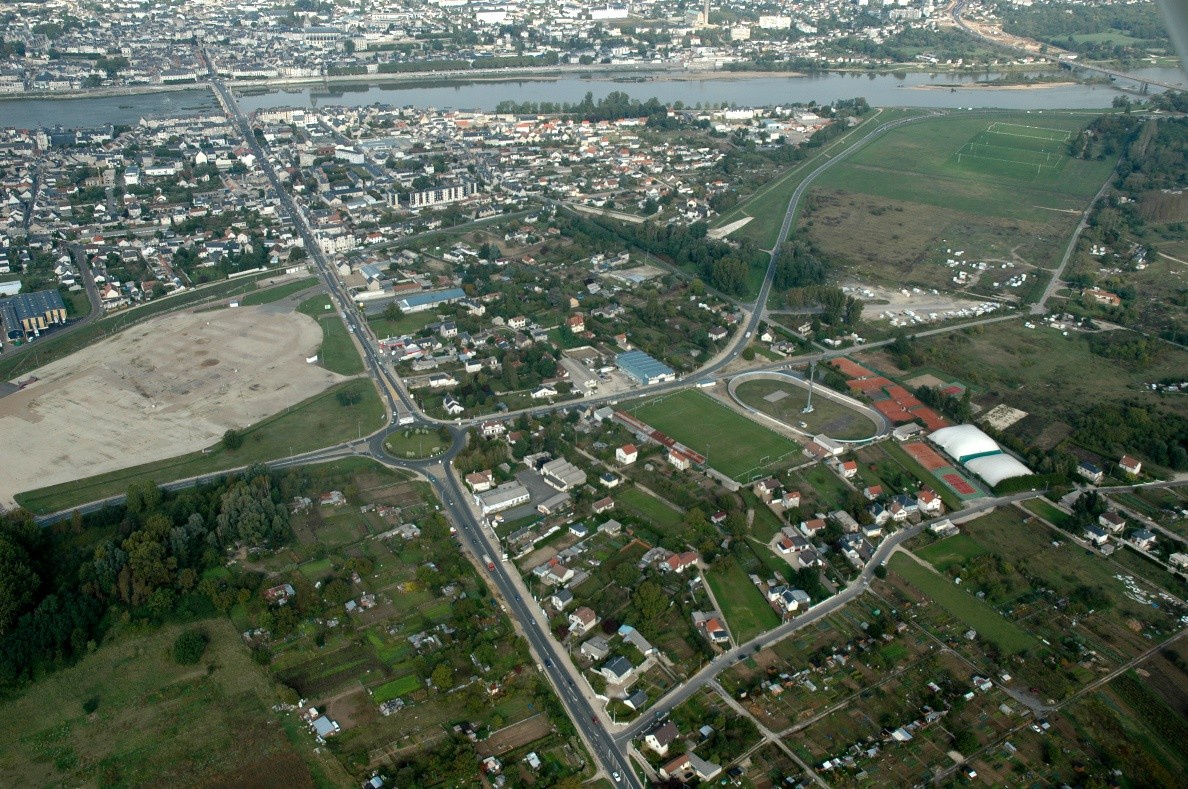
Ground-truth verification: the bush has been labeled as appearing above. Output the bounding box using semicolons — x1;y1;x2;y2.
172;628;209;665
222;429;244;450
82;696;100;714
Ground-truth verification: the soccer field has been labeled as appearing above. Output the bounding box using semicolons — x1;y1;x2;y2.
628;390;800;481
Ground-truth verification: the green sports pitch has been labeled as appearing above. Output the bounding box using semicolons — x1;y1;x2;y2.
951;122;1071;180
627;389;800;482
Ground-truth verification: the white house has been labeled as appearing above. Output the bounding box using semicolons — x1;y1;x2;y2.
616;444;638;465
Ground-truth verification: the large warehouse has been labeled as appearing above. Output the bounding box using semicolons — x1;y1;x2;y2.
929;424;1031;487
0;290;68;340
616;349;676;386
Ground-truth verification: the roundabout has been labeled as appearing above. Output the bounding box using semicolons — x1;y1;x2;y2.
382;426;452;459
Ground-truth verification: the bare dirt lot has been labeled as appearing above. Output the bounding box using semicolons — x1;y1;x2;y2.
0;306;344;507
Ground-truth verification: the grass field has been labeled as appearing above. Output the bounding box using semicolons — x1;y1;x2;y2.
297;295;364;376
366;309;439;339
915;533;990;572
619;486;683;528
800;112;1117;300
384;427;448;458
888;553;1036;655
371;675;422;703
1023;497;1072;528
628;390;800;482
239;276;319;306
14;378;383;514
706;559;781;644
0;620;335;786
734;378;879;441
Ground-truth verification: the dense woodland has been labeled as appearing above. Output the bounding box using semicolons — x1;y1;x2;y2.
1000;1;1171;64
0;467;292;692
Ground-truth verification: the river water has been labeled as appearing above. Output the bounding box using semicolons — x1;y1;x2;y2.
1;66;1182;128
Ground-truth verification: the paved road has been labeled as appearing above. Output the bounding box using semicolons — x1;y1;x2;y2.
1032;177;1113;314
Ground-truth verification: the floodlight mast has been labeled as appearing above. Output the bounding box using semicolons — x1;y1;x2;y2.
803;361;816;414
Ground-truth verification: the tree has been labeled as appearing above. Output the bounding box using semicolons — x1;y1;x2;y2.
632;580;668;625
0;535;38;636
172;628;209;665
382;301;404;323
222;429;244;450
431;662;454;690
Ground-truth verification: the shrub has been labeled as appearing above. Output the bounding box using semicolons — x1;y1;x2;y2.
172;628;209;665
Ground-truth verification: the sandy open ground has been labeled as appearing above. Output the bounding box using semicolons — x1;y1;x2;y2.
0;306;345;507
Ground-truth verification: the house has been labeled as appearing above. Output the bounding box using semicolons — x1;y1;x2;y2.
753;477;781;502
264;583;296;605
867;503;890;526
310;715;339;739
1085;288;1122;307
599;472;621;488
593;496;615;514
667;449;692;471
550;589;574;610
1170;553;1188;571
541;458;587;491
1083;524;1109;546
616;444;638;465
829;509;860;533
917;488;943;515
862;522;883;539
531;384;557;399
428;372;457;388
1119;455;1142;476
834;459;858;479
320;490;347;507
580;635;610;660
508;315;528;329
780;490;801;510
569;523;589;538
465;470;494;492
544;562;574;586
475;481;531;515
624;689;650;711
692;611;730;645
442;394;465;415
800;518;826;539
569;606;597;635
599;655;634;685
599;519;623;536
567;314;585;333
663;551;699;574
645;721;680;756
1130;528;1156;550
1099;511;1126;533
863;485;884;501
659;753;723;783
1078;461;1104;484
481;420;506;439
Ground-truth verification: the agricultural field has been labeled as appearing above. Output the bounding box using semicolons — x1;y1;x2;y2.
0;620;339;787
802;113;1117;301
706;558;782;644
887;505;1188;703
628;390;801;482
734;377;880;441
233;460;591;785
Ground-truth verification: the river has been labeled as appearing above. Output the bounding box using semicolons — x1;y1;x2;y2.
1;66;1182;128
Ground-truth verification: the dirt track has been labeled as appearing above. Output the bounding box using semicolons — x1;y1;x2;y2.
0;306;344;507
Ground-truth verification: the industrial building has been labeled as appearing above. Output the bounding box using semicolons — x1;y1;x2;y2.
396;287;466;314
616;349;676;386
474;481;530;515
0;289;68;340
928;424;1031;487
541;458;587;491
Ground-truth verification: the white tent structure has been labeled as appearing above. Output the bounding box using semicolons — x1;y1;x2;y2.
929;425;1001;463
929;424;1032;487
966;455;1033;487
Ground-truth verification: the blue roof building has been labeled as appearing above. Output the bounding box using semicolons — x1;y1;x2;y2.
396;287;466;314
616;349;675;385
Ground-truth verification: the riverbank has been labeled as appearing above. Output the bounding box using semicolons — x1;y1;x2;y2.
911;80;1079;91
0;82;208;103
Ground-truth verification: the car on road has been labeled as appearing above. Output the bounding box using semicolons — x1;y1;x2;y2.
514;594;521;600
544;658;552;667
612;771;621;782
